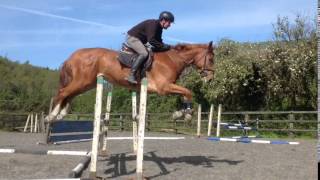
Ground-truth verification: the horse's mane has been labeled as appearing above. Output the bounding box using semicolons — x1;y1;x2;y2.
172;43;210;52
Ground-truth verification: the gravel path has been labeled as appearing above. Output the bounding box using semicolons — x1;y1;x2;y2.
0;131;317;180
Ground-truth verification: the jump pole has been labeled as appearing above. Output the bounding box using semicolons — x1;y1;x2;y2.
216;104;222;137
69;152;92;178
207;137;299;145
132;92;138;154
89;75;104;179
197;104;201;137
207;104;214;136
0;149;88;156
136;78;148;180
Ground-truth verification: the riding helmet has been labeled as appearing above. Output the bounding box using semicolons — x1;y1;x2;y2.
159;11;175;23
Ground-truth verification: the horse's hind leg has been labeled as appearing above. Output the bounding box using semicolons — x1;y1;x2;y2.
46;80;80;122
57;102;70;120
45;89;70;122
47;79;95;122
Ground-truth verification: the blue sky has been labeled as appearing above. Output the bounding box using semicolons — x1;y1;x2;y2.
0;0;317;69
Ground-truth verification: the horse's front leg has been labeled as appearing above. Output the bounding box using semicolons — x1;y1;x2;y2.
163;83;194;119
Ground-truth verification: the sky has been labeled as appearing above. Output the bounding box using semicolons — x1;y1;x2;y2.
0;0;317;69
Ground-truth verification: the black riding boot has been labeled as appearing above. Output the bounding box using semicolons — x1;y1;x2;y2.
126;55;146;84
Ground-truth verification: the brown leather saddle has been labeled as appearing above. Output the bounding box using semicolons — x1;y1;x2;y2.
117;43;154;77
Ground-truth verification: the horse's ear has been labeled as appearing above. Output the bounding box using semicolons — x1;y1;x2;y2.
208;41;214;50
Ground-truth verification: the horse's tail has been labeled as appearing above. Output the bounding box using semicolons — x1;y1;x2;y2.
59;60;73;89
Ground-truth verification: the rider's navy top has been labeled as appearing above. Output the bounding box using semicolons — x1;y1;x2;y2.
127;19;169;51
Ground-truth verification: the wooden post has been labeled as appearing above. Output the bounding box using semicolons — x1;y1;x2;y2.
89;75;104;179
49;97;54;114
207;104;214;136
30;113;34;133
132;92;138;154
40;112;45;133
136;78;148;180
101;91;112;155
34;113;38;133
146;115;150;132
216;104;222;137
23;114;31;133
197;104;201;137
289;113;294;138
119;115;124;131
174;119;178;134
244;114;250;136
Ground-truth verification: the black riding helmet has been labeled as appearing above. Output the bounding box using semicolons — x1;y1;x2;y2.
159;11;174;23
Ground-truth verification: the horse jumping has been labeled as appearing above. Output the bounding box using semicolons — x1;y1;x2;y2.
46;42;215;122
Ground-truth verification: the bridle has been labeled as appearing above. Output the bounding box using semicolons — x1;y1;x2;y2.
199;48;214;77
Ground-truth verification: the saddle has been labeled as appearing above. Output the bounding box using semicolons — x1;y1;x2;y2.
117;43;154;77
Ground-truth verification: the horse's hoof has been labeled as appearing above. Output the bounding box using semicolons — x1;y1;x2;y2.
45;115;56;122
184;113;192;121
56;114;63;120
172;111;183;119
184;108;194;115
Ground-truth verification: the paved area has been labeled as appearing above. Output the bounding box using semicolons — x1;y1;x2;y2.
0;131;317;180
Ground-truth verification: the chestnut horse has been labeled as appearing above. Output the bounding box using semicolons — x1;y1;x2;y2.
46;41;215;122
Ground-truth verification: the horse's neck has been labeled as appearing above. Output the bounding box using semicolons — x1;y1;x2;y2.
163;49;198;76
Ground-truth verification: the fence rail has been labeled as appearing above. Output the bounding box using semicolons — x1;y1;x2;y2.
0;110;317;136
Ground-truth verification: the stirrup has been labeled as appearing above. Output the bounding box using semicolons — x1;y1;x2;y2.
125;76;138;84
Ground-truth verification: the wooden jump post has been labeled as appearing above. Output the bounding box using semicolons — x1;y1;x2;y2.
89;75;148;179
132;91;138;154
207;104;214;136
197;104;201;137
136;78;148;179
89;75;104;179
216;104;222;137
195;104;215;137
24;113;41;133
101;89;112;155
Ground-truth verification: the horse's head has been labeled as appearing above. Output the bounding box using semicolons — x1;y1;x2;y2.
174;41;215;82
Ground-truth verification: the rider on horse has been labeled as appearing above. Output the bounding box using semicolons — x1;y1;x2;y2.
125;11;174;84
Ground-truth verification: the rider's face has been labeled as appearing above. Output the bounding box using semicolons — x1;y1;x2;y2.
161;20;171;29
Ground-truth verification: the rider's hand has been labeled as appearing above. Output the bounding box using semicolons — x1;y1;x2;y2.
163;44;171;50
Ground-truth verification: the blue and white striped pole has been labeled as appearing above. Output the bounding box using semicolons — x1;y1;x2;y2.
208;137;299;145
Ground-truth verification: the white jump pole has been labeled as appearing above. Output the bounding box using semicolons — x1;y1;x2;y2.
197;104;201;137
132;92;138;154
89;75;104;179
136;78;148;180
23;114;31;132
101;91;112;155
207;104;214;136
216;104;222;137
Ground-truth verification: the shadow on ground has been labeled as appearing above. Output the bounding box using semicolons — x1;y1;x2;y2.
103;151;243;179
